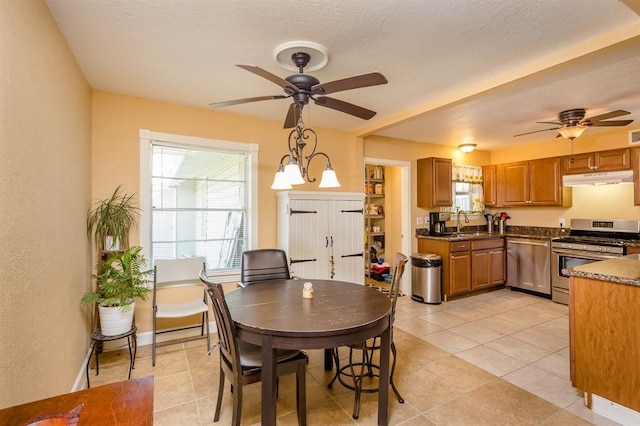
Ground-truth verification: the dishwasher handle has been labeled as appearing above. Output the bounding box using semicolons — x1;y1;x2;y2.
507;239;548;247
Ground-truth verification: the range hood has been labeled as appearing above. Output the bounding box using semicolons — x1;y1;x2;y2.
562;170;634;187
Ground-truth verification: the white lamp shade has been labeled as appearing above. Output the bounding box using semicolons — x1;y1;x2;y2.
319;167;341;188
559;125;588;140
284;161;305;185
271;169;292;189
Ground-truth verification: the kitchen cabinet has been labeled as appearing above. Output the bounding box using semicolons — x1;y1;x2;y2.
482;165;497;207
570;276;640;413
562;148;630;175
276;191;365;284
417;157;452;208
418;237;505;299
471;238;505;290
498;157;569;206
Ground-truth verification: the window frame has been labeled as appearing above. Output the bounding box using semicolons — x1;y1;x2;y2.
139;129;258;282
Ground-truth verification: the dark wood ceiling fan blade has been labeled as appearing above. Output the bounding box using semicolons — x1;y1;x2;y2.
314;97;376;120
311;72;387;95
209;95;287;108
536;121;562;125
513;126;561;137
585;110;630;123
283;103;304;128
236;65;299;93
589;119;634;127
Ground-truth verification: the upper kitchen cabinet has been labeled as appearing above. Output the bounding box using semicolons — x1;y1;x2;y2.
417;157;452;208
498;157;570;206
562;148;631;175
482;165;497;207
633;148;640;206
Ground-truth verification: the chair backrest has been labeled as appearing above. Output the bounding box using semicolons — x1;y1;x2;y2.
389;252;408;323
240;249;291;286
154;256;206;304
199;269;241;371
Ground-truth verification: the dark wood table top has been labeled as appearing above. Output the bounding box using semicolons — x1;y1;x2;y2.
0;376;153;425
226;279;391;342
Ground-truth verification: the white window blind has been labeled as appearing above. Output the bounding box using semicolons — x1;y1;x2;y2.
149;141;252;274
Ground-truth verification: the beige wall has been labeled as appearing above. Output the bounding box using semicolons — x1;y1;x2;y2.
0;0;92;408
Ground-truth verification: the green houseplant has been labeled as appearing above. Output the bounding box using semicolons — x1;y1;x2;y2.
81;246;153;335
87;185;140;251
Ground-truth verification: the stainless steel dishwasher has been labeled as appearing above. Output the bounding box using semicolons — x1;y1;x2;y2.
506;238;551;296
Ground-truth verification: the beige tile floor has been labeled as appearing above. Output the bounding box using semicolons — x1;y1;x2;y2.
88;288;621;425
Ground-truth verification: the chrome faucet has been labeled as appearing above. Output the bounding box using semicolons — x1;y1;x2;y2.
456;210;469;233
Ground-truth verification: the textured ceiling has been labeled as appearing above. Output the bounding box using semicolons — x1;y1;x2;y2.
45;0;640;150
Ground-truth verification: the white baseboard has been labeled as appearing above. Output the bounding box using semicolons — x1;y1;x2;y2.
591;394;640;426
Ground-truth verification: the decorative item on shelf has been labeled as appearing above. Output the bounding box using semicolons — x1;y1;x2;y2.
458;143;476;153
270;112;340;189
375;183;383;194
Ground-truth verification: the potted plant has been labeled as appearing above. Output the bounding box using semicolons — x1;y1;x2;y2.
87;185;140;252
81;246;153;336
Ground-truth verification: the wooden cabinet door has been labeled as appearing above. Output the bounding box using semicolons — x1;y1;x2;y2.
562;153;595;174
482;165;497;207
489;248;506;285
471;249;491;290
500;162;529;206
634;148;640;206
529;157;562;205
595;148;630;172
449;252;471;296
417;157;452;207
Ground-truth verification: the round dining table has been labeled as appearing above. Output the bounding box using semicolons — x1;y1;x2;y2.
225;279;392;425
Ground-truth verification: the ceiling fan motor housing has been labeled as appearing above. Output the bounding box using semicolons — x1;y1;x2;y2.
558;108;586;126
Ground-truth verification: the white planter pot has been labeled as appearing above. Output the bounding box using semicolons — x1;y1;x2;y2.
98;301;135;336
104;236;121;251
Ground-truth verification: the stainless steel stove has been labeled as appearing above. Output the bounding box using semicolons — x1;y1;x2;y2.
551;219;640;304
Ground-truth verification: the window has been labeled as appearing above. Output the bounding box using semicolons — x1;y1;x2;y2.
452;165;484;214
140;130;258;280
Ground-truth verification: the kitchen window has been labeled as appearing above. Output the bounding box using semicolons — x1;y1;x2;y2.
139;130;258;281
452;165;484;214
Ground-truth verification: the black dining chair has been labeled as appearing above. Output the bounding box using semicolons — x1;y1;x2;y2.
199;268;307;425
328;252;408;419
239;248;292;287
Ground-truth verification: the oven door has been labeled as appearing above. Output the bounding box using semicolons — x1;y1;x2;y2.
551;249;620;305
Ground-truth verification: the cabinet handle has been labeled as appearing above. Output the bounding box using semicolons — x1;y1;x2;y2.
325;236;329;247
341;209;364;214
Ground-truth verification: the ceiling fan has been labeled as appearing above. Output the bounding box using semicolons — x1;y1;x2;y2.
209;52;388;128
514;108;633;140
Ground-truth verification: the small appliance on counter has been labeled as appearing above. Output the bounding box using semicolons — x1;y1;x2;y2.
429;212;450;235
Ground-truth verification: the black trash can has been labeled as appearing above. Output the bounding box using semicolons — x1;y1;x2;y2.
410;253;442;304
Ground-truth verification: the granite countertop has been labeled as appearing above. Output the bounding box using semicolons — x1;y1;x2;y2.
563;254;640;287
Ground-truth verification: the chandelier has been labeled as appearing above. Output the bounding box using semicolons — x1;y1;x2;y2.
270;114;340;189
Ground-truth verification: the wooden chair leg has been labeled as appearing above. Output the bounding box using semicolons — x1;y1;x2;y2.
214;366;225;422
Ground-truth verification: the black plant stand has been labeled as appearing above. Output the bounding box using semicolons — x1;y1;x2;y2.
86;325;137;388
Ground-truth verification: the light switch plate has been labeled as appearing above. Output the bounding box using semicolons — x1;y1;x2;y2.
559;218;566;228
416;217;423;225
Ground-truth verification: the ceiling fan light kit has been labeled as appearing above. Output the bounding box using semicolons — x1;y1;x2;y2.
514;108;633;140
558;125;588;140
459;143;476;153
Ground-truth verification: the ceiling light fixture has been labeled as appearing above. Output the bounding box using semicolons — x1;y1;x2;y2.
558;125;589;140
271;112;340;190
458;144;476;153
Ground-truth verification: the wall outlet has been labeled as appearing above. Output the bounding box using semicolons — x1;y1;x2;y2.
416;217;423;226
559;218;566;228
